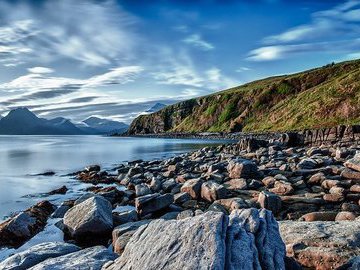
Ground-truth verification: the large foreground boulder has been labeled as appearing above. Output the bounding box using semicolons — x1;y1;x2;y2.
279;220;360;270
104;209;285;270
0;242;80;270
63;196;113;245
0;201;54;248
28;246;117;270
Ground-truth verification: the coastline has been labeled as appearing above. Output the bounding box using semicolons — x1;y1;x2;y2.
1;135;360;269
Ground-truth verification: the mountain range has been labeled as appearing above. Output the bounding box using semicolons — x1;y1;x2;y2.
128;59;360;134
0;108;129;135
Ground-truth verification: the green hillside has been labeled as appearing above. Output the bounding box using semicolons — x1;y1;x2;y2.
128;59;360;134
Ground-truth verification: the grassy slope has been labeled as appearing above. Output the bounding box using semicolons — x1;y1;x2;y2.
131;59;360;133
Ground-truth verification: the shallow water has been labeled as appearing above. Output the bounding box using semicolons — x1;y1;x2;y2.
0;135;229;220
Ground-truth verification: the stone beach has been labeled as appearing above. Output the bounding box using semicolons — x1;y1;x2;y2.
0;132;360;270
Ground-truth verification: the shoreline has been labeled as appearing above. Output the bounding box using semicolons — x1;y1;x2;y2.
1;136;360;269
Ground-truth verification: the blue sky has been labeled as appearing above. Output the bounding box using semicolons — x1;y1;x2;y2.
0;0;359;123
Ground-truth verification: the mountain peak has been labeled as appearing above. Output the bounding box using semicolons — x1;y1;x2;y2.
145;103;166;113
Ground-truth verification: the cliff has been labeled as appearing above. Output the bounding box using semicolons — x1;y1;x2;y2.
128;59;360;134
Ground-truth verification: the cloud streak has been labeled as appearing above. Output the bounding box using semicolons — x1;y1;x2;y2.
248;0;360;61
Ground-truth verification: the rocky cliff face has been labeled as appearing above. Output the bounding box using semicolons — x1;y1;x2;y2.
128;59;360;134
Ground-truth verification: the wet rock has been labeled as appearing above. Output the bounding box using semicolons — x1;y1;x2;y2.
350;184;360;193
28;246;116;270
0;242;80;270
201;181;227;202
0;201;54;248
63;196;113;245
85;165;101;172
180;178;203;199
51;201;74;218
47;186;68;195
279;219;360;270
342;202;360;213
299;211;338;221
135;193;174;217
257;191;282;215
227;160;259;179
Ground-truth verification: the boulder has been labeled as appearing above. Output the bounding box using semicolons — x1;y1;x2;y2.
112;220;152;255
0;201;54;248
28;246;116;270
113;210;138;226
269;181;294;196
135;184;152;197
201;181;227;202
0;242;80;270
135;193;174;217
224;178;248;190
227;160;259;179
341;168;360;180
279;220;360;270
180;178;203;199
228;209;286;269
104;209;286;270
63;196;113;244
345;153;360;172
174;192;192;205
297;158;317;169
335;211;357;221
104;212;228;270
257;191;282;215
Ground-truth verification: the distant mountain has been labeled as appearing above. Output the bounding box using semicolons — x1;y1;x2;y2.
82;117;128;134
0;108;127;135
145;103;166;113
0;108;85;135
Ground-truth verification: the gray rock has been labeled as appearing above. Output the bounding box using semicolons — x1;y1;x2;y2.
297;158;317;169
113;210;138;226
63;196;113;240
201;181;227;202
0;242;80;270
279;219;360;269
104;212;227;270
135;183;152;197
135;193;174;217
257;191;282;215
74;193;96;206
227;160;259;179
180;178;203;199
28;246;117;270
174;192;192;204
345;153;360;172
230;209;286;270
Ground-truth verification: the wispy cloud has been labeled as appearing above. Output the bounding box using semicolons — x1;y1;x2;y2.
248;0;360;61
183;34;215;51
0;0;138;67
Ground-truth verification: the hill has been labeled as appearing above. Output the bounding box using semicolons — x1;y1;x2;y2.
128;59;360;134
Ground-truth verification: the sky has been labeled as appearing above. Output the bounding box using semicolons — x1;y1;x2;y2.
0;0;359;123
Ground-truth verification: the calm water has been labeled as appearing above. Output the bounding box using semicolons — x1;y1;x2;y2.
0;135;229;220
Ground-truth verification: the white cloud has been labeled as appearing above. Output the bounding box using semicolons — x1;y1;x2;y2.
0;0;138;67
28;67;54;74
236;67;252;72
183;34;215;51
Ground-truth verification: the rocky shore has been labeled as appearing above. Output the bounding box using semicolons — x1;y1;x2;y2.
1;135;360;269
